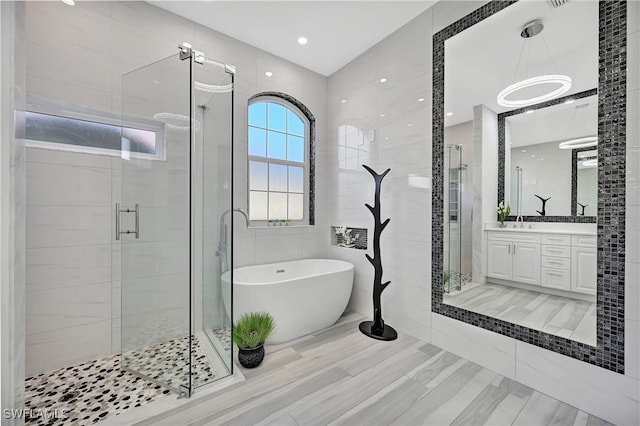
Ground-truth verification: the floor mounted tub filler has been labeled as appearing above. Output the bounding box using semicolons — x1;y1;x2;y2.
222;259;354;344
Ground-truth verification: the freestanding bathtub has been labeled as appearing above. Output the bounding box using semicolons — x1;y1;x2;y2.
221;259;354;344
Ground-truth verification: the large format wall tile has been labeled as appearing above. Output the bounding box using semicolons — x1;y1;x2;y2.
26;244;111;290
432;314;516;380
26;320;111;376
26;205;111;249
26;282;111;336
515;340;639;426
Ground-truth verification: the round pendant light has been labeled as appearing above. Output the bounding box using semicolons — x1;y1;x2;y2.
498;21;572;108
558;136;598;150
497;74;572;108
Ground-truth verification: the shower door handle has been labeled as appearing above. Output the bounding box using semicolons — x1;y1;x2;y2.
115;203;140;240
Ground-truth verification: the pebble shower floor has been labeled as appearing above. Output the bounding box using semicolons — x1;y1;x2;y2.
25;336;215;425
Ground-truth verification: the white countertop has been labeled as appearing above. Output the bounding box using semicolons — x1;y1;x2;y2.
485;226;596;236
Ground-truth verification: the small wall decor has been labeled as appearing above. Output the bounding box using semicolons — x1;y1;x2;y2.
331;226;368;250
359;165;397;341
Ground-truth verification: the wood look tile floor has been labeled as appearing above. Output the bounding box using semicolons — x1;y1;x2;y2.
132;313;611;426
444;283;596;345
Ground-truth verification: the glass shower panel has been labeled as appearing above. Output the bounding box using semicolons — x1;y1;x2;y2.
194;60;234;381
120;54;192;394
445;145;462;293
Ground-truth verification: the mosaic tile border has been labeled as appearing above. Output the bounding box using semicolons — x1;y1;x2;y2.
432;0;626;373
248;92;316;225
497;88;598;223
571;146;598;216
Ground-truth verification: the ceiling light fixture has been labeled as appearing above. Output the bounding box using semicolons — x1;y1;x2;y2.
558;136;598;150
418;98;425;102
497;21;572;108
61;0;75;5
265;71;273;77
153;112;200;132
340;99;347;104
379;78;387;83
297;36;308;45
446;112;453;117
380;114;386;117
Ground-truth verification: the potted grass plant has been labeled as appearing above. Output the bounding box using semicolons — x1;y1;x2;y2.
233;312;275;368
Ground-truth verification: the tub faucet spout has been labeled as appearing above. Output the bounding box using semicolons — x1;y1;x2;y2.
217;208;250;273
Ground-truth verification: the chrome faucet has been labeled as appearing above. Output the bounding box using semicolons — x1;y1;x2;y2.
216;208;250;273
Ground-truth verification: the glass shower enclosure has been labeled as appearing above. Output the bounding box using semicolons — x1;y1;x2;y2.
119;46;234;396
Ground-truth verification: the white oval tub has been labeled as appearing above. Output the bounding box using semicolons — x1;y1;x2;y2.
222;259;354;344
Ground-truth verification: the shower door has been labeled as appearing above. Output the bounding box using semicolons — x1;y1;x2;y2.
120;49;234;396
120;53;193;394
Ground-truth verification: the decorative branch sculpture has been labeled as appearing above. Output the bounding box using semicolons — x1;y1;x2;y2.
534;194;551;216
359;165;397;341
577;202;588;216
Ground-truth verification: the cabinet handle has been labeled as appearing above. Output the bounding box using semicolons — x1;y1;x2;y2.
548;249;562;253
508;244;511;254
549;272;563;277
548;261;562;265
513;244;516;254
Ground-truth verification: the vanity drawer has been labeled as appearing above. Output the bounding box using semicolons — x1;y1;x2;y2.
541;234;571;246
542;256;571;270
487;231;541;243
572;235;596;247
541;268;571;290
541;245;571;258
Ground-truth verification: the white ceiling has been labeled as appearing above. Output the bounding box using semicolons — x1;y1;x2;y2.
149;1;437;76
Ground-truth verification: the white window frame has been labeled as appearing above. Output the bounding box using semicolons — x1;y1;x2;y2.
247;96;310;226
16;97;166;161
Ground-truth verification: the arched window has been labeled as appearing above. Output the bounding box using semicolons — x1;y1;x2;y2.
247;92;315;225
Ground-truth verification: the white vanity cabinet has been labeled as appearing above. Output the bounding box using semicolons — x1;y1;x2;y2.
486;229;596;297
571;235;597;295
540;234;572;291
487;232;541;285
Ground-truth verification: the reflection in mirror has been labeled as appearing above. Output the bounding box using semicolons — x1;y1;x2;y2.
506;93;597;217
441;0;597;346
575;149;597;216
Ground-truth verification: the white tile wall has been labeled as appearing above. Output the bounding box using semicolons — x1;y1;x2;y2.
329;1;640;424
24;0;329;376
327;9;433;344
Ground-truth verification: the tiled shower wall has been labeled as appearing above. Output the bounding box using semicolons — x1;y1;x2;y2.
23;0;328;376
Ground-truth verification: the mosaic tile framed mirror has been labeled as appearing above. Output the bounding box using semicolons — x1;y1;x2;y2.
432;0;626;373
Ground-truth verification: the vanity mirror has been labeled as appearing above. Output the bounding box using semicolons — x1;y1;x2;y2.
501;91;598;220
433;0;626;373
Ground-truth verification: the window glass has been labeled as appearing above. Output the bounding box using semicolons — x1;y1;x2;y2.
248;99;310;223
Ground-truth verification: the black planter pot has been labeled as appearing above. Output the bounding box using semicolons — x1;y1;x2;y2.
238;345;265;368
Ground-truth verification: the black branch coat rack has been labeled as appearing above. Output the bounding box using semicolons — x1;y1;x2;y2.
359;165;397;341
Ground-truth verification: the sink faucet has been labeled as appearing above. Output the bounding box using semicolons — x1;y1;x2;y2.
217;208;250;273
515;214;524;228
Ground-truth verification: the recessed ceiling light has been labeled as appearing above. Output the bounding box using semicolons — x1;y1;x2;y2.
446;112;453;117
384;137;389;140
407;123;413;127
297;36;308;45
61;0;75;5
522;149;527;152
564;99;575;104
379;78;387;83
418;98;425;102
340;99;347;104
380;114;386;118
531;154;536;157
265;71;273;77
